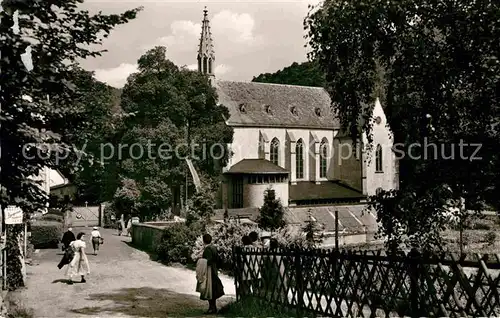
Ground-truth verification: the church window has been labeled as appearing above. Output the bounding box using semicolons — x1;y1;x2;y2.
232;177;243;208
320;138;328;178
270;138;279;166
315;107;322;117
296;139;304;179
238;103;246;113
290;106;298;116
375;144;383;172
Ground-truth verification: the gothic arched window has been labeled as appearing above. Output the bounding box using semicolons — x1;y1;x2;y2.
320;138;328;178
375;144;383;172
270;138;279;166
296;139;304;179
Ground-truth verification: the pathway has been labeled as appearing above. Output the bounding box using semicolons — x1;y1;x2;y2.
12;227;235;317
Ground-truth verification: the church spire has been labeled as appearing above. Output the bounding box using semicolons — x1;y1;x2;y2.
198;7;215;76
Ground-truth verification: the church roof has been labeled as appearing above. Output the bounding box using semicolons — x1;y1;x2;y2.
224;159;289;174
289;181;365;201
215;80;340;129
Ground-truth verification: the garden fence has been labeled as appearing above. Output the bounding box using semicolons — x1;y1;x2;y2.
233;247;500;317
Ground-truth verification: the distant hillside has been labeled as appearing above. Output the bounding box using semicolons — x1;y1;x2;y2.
253;60;387;106
252;61;326;88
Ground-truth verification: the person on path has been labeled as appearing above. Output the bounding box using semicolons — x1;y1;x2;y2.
240;235;255;297
248;231;263;295
66;232;90;284
61;227;76;251
196;234;224;314
90;226;102;255
263;238;287;302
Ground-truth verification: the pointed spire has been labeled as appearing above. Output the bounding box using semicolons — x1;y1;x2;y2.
197;6;215;76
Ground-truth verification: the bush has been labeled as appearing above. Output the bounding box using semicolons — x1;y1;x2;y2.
191;221;262;272
103;203;118;228
156;222;200;264
41;214;63;222
30;221;63;249
485;231;497;245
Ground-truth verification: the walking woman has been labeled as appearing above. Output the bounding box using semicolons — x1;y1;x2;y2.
196;234;225;314
90;226;102;255
66;232;90;284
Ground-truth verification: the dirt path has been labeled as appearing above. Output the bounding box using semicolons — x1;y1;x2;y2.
12;227;236;317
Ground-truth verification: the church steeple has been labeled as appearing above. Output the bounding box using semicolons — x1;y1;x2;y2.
198;7;215;76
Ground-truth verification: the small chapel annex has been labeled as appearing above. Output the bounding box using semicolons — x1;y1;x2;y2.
196;8;399;214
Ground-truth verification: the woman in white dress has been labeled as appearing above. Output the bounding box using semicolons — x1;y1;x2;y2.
66;232;90;284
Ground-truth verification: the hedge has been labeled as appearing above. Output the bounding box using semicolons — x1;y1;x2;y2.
30;220;63;249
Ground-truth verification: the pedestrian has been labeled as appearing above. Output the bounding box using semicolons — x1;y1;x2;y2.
61;227;76;251
66;232;90;284
248;231;262;294
263;238;287;302
90;226;102;255
196;233;224;314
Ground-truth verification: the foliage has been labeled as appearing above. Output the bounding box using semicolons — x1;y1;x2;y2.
305;0;500;251
271;226;310;249
252;61;326;87
257;188;286;231
155;222;199;264
30;221;63;249
302;213;324;248
186;186;216;227
113;46;234;219
113;178;140;219
40;214;64;222
5;225;24;290
218;297;297;317
191;221;261;272
103;202;118;228
485;231;497;246
0;0;141;218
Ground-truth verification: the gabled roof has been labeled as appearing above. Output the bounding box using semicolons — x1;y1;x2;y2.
289;181;365;201
224;159;289;174
215;80;339;129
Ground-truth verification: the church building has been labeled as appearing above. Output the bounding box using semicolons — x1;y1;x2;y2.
196;8;399;212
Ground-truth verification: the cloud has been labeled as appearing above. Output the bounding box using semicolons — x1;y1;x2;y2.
211;10;260;44
93;63;138;88
214;64;231;76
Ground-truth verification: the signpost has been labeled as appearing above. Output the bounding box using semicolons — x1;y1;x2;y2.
3;206;24;289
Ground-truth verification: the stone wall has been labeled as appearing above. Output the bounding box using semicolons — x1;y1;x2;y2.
131;221;184;253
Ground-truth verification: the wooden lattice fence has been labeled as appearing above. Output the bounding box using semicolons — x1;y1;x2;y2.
233;247;500;317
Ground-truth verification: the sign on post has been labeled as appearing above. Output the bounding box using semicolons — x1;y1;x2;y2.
5;206;23;224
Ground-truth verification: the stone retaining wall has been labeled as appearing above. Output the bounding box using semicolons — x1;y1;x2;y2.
131;221;184;253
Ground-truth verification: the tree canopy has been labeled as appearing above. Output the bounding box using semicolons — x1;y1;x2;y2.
305;0;500;250
257;188;286;231
252;61;326;87
0;0;141;216
114;46;233;219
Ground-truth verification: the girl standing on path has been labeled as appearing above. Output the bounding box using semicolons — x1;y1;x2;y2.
90;226;102;255
66;232;90;284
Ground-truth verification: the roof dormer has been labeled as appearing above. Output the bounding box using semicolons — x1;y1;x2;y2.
263;104;272;114
315;107;321;117
290;106;298;116
238;103;246;113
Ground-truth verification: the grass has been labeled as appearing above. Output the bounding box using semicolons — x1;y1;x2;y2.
5;297;34;318
218;297;298;317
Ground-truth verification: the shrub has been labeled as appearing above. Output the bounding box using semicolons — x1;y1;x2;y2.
41;214;63;222
271;225;309;249
485;231;497;246
472;221;491;230
30;221;63;249
191;221;262;272
103;203;118;228
155;222;199;264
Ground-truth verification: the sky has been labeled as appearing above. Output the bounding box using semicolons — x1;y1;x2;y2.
78;0;322;88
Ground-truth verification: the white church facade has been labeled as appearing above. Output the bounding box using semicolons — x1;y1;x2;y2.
196;8;399;211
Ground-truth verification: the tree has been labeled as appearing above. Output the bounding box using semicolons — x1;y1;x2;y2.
305;0;500;251
252;61;326;87
302;209;324;248
1;0;141;216
116;46;233;218
257;188;286;231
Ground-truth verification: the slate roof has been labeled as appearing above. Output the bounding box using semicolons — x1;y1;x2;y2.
224;159;289;174
212;204;378;235
215;80;339;129
289;181;365;201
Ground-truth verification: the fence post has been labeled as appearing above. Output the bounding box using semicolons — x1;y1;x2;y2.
295;248;303;316
409;248;420;317
335;210;339;250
